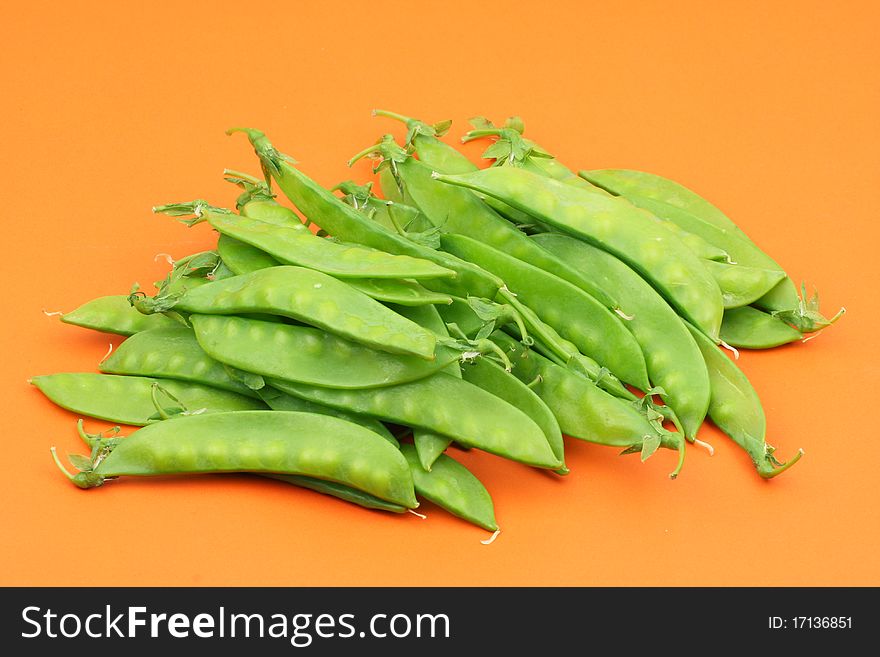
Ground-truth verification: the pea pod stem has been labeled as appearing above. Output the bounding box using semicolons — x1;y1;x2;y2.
50;446;76;482
371;109;415;124
668;435;686;480
759;447;805;479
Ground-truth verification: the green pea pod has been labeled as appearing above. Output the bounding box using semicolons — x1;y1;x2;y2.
216;233;452;307
59;294;182;336
206;209;453;280
441;232;650;390
31;373;266;426
706;261;788;309
228;127;503;300
719;306;803;349
580;169;753;241
100;327;259;397
357;135;625;316
56;411;418;508
460;357;567;475
262;474;407;513
191;314;460;389
531;233;709;440
433;167;724;341
684;322;803;478
399;443;498;532
217;233;280;275
606;191;800;313
256;387;397;446
270;373;561;470
344;279;453;307
132;266;438;360
385;303;461;471
493;332;686;479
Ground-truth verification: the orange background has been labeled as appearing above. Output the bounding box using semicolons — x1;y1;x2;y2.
2;0;877;587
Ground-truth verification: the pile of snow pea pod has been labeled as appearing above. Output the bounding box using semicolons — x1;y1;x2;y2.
35;111;844;537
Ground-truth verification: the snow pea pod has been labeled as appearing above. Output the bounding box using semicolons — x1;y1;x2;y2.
388;304;461;470
56;410;419;508
132;266;438;360
100;327;258;397
684;322;803;478
357;136;625;316
31;373;265;426
256;387;397;446
719;306;802;349
60;295;181;336
462;123;734;264
460;357;567;474
441;232;650;390
433;167;724;341
216;233;452;307
705;260;787;309
217;233;280;275
205;208;453;280
580;169;752;241
270;373;561;470
262;474;407;513
190;314;459;389
399;443;498;532
531;233;709;440
346;278;453;307
602;191;800;313
228;128;503;300
493;332;685;478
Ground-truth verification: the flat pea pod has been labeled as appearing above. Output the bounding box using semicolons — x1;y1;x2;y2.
684;322;803;478
217;233;453;307
217;233;280;275
390;303;461;470
531;233;709;440
59;295;182;336
344;278;453;307
31;373;266;426
460;357;567;474
705;260;787;309
191;314;459;389
206;209;454;280
270;373;561;470
62;411;418;507
256;387;398;446
229;128;503;300
441;232;650;390
493;332;686;478
580;169;753;242
434;167;724;341
612;192;799;313
719;306;802;349
364;136;624;316
652;218;730;262
133;266;438;360
262;474;407;513
399;443;498;531
100;327;258;397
